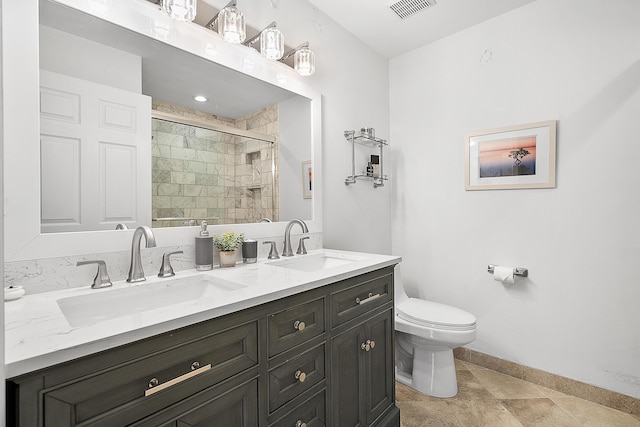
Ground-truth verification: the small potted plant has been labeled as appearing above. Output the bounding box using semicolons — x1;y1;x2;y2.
213;231;244;268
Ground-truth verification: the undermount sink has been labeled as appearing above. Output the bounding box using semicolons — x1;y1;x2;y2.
267;252;365;272
57;275;245;327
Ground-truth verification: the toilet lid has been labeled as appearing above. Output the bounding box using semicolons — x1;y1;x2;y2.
397;298;477;331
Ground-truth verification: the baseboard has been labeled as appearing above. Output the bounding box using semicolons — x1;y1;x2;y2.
454;347;640;418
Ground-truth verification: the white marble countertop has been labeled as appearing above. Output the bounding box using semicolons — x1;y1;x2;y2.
5;249;400;378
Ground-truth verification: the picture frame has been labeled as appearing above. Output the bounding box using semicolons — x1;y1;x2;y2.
302;160;312;199
465;120;557;190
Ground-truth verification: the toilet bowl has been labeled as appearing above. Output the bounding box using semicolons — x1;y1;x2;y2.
394;267;477;398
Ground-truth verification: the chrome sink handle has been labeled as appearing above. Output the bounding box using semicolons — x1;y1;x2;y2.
296;236;310;255
158;250;183;278
76;260;112;289
263;241;280;259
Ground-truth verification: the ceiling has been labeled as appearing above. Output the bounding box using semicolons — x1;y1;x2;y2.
305;0;536;58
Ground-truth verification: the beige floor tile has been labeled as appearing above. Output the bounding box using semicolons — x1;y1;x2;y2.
395;361;638;426
455;370;501;403
501;398;582;427
396;381;438;403
398;400;460;427
471;369;547;400
532;383;573;398
551;396;640;427
461;361;489;371
455;359;470;371
447;398;524;427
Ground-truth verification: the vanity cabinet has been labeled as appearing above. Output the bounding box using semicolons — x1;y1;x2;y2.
7;266;399;427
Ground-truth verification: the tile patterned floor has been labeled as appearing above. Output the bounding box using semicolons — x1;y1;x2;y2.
396;360;640;427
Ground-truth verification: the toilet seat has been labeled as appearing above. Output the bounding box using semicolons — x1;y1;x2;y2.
397;298;476;331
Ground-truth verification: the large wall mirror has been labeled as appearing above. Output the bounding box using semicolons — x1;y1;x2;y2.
3;0;322;261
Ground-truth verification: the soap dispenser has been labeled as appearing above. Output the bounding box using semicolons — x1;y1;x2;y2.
195;221;213;271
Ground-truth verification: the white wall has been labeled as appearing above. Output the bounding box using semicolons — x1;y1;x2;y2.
279;95;312;220
390;0;640;398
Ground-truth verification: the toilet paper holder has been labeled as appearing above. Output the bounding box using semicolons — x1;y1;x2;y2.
487;265;528;277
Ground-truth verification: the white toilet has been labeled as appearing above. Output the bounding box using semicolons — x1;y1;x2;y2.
394;267;477;398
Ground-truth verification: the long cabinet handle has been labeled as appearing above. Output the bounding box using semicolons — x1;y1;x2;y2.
145;363;212;396
355;293;380;305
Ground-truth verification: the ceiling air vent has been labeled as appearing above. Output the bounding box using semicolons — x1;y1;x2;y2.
387;0;437;20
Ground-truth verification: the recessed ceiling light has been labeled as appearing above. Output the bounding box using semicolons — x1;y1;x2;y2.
194;95;208;102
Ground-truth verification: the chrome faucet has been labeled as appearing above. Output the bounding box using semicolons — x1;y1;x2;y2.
127;226;157;282
282;219;308;257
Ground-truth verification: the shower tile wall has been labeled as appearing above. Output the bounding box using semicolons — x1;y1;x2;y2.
235;104;280;223
151;101;279;227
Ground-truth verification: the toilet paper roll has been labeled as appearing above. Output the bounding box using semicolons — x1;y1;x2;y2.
493;266;515;284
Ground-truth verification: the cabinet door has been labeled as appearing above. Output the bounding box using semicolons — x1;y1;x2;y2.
331;324;366;426
364;309;394;426
331;308;394;427
174;379;258;427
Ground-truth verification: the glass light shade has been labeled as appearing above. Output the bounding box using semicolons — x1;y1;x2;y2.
163;0;197;22
260;27;284;60
218;6;246;44
294;46;316;76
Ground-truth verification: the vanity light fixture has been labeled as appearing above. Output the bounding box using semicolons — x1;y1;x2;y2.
280;42;316;76
162;0;197;22
193;95;208;102
244;22;284;61
206;0;246;44
260;25;284;60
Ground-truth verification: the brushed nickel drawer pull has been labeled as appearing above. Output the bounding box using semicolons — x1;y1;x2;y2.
295;420;307;427
293;320;306;331
355;293;380;305
294;370;307;383
145;363;212;396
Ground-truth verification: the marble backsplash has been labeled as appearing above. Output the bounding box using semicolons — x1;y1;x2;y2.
4;233;322;295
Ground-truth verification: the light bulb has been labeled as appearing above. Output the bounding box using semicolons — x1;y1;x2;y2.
163;0;197;22
218;6;246;44
260;27;284;60
294;46;315;76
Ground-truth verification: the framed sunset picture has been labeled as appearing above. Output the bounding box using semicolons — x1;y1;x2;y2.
465;120;557;190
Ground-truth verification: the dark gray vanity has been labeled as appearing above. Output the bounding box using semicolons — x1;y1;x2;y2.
7;266;399;427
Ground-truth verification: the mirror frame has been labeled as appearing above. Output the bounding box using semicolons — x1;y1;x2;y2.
3;0;322;262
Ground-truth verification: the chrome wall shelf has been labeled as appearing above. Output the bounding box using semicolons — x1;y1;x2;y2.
344;130;388;188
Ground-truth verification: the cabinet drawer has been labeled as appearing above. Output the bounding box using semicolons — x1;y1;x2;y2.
270;389;326;427
43;321;258;427
268;297;325;357
268;343;325;413
330;271;393;328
